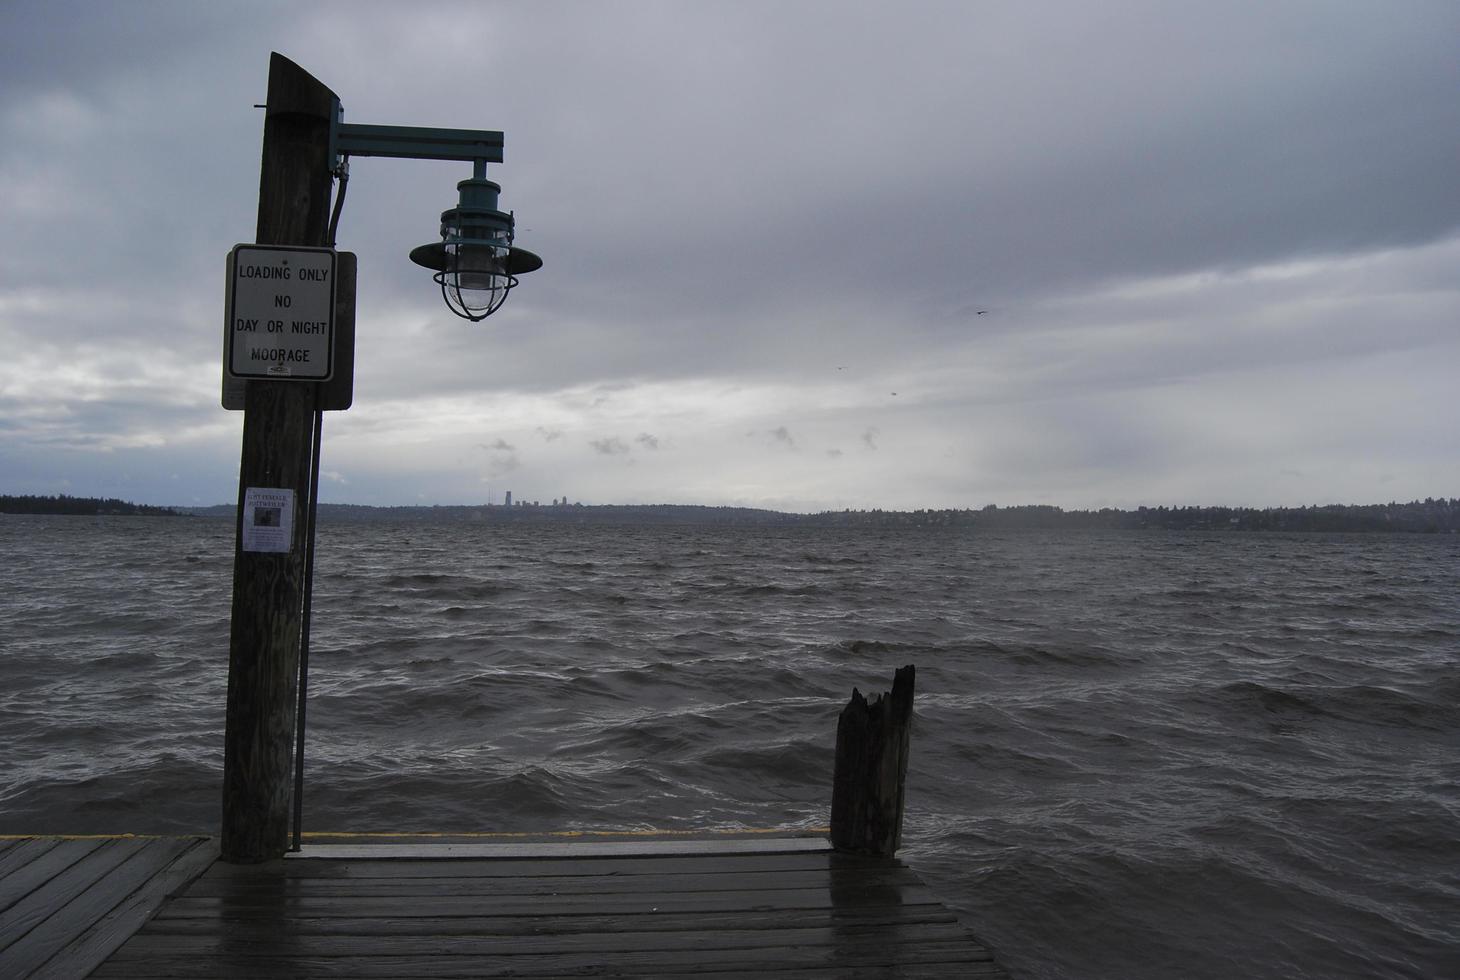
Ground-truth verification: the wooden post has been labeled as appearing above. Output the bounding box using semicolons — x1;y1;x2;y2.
221;54;337;864
830;664;915;856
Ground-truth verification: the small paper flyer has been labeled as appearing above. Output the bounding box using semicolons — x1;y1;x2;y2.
242;487;294;553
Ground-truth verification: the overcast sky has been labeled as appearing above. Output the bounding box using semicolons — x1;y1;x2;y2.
3;1;1457;512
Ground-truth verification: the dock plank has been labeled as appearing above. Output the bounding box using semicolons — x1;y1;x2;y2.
290;837;832;859
96;841;1007;978
101;920;985;957
142;904;964;938
93;969;1004;980
27;838;217;980
95;946;999;978
0;837;216;980
0;839;131;948
153;889;944;921
0;839;105;918
96;941;995;978
180;867;928;899
204;849;866;880
0;839;62;888
3;838;180;976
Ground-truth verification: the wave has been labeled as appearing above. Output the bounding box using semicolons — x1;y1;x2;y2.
1208;679;1457;733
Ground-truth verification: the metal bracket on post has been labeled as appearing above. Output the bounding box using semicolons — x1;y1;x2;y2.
331;122;505;170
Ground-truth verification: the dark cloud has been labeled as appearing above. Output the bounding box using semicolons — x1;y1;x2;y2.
487;456;519;478
480;439;519;478
635;433;660;450
590;437;630;455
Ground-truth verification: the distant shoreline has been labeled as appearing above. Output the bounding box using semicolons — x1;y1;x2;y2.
0;494;180;518
6;494;1454;533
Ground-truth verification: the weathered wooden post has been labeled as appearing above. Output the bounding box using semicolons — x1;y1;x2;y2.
830;664;915;856
221;54;337;863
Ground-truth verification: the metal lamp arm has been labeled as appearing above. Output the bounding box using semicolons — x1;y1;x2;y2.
330;113;505;170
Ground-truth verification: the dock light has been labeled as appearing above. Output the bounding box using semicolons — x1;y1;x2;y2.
409;162;543;322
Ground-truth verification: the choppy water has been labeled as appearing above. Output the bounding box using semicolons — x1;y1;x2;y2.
1;515;1457;979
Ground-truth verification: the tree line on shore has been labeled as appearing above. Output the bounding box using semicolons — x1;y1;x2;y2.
5;494;1457;532
0;494;180;517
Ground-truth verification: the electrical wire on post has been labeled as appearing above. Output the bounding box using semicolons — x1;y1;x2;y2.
327;156;349;247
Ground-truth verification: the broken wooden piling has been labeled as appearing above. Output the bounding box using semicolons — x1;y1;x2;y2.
830;664;915;856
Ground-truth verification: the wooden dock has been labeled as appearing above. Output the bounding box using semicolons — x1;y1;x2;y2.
0;835;218;979
2;834;1007;978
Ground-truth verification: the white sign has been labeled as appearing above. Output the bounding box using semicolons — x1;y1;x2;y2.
226;245;336;380
242;487;294;553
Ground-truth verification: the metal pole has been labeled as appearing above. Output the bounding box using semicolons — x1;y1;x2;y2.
291;400;325;851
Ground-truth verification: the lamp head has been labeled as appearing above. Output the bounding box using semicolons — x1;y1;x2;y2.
409;174;541;321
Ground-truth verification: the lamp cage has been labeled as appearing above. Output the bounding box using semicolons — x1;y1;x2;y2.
409;175;542;322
